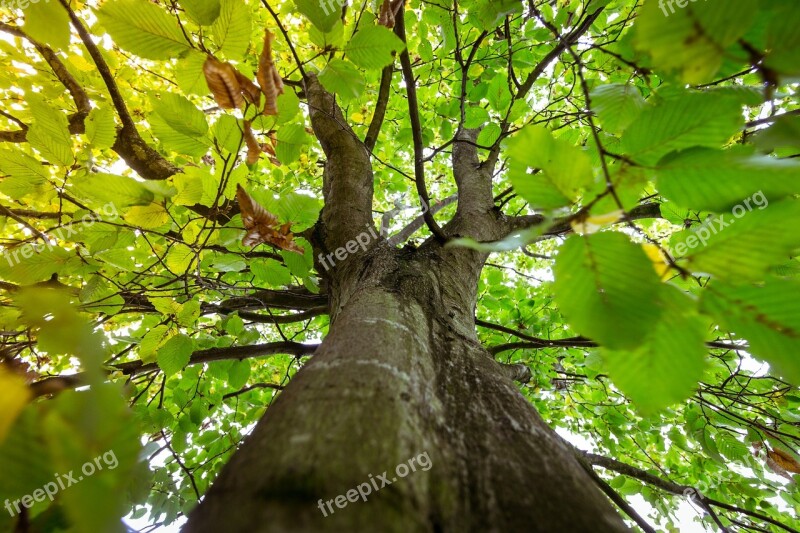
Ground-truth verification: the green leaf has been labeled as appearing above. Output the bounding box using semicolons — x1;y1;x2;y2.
0;247;77;285
96;0;192;60
157;334;194;376
251;261;292;287
621;92;743;165
165;244;196;274
175;51;212;96
151;93;209;138
308;19;345;50
27;95;73;167
295;0;340;32
694;426;725;463
590;84;646;135
211;0;251;61
344;26;405;70
764;2;800;77
275;89;301;125
181;0;221;25
718;433;749;462
477;123;501;146
657;148;800;212
318;59;365;102
632;0;754;83
468;0;522;30
227;360;250;389
701;279;800;383
275;124;309;165
507;125;594;209
151;113;212;158
0;148;49;184
0;408;54;501
281;249;310;278
672;199;800;282
553;233;663;350
175;300;200;327
690;0;760;48
123;203;170;230
85;106;117;150
24;0;71;50
752;114;800;153
72;173;154;207
213;115;243;155
602;286;707;414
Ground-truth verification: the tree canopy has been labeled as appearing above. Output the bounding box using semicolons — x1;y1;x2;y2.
0;0;799;531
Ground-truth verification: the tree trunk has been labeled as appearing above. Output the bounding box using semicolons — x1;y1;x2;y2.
184;239;627;532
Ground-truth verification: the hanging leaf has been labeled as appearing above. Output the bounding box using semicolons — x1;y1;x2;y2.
768;448;800;475
27;95;73;167
235;71;262;107
236;185;304;254
344;26;405;70
243;121;262;165
506;125;594;209
181;0;221;25
211;0;251;61
96;0;192;60
553;232;664;350
257;30;284;116
318;59;365;102
203;56;244;109
700;279;800;383
378;0;403;29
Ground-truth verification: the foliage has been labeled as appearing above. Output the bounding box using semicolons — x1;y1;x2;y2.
0;0;798;531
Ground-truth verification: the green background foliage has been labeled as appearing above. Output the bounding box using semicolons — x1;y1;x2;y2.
0;0;798;531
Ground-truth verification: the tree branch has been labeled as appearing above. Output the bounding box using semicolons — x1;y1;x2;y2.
220;306;328;324
305;74;375;251
502;202;663;240
395;6;447;242
216;288;328;312
489;338;596;355
364;65;394;152
57;0;179;181
0;22;90;140
576;456;657;533
452;128;495;234
487;6;606;164
30;341;318;396
115;341;318;377
576;449;798;533
386;194;458;246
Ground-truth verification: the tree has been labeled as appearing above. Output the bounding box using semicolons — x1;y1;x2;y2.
0;0;799;531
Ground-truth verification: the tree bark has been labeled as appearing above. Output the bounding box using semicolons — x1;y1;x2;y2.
185;239;627;532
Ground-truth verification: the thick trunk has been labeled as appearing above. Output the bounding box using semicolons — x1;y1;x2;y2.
185;243;627;532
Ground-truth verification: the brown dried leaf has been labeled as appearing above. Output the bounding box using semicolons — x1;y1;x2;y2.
257;30;283;116
378;0;403;28
769;448;800;475
236;184;304;254
243;121;262;165
203;57;244;109
236;71;262;107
